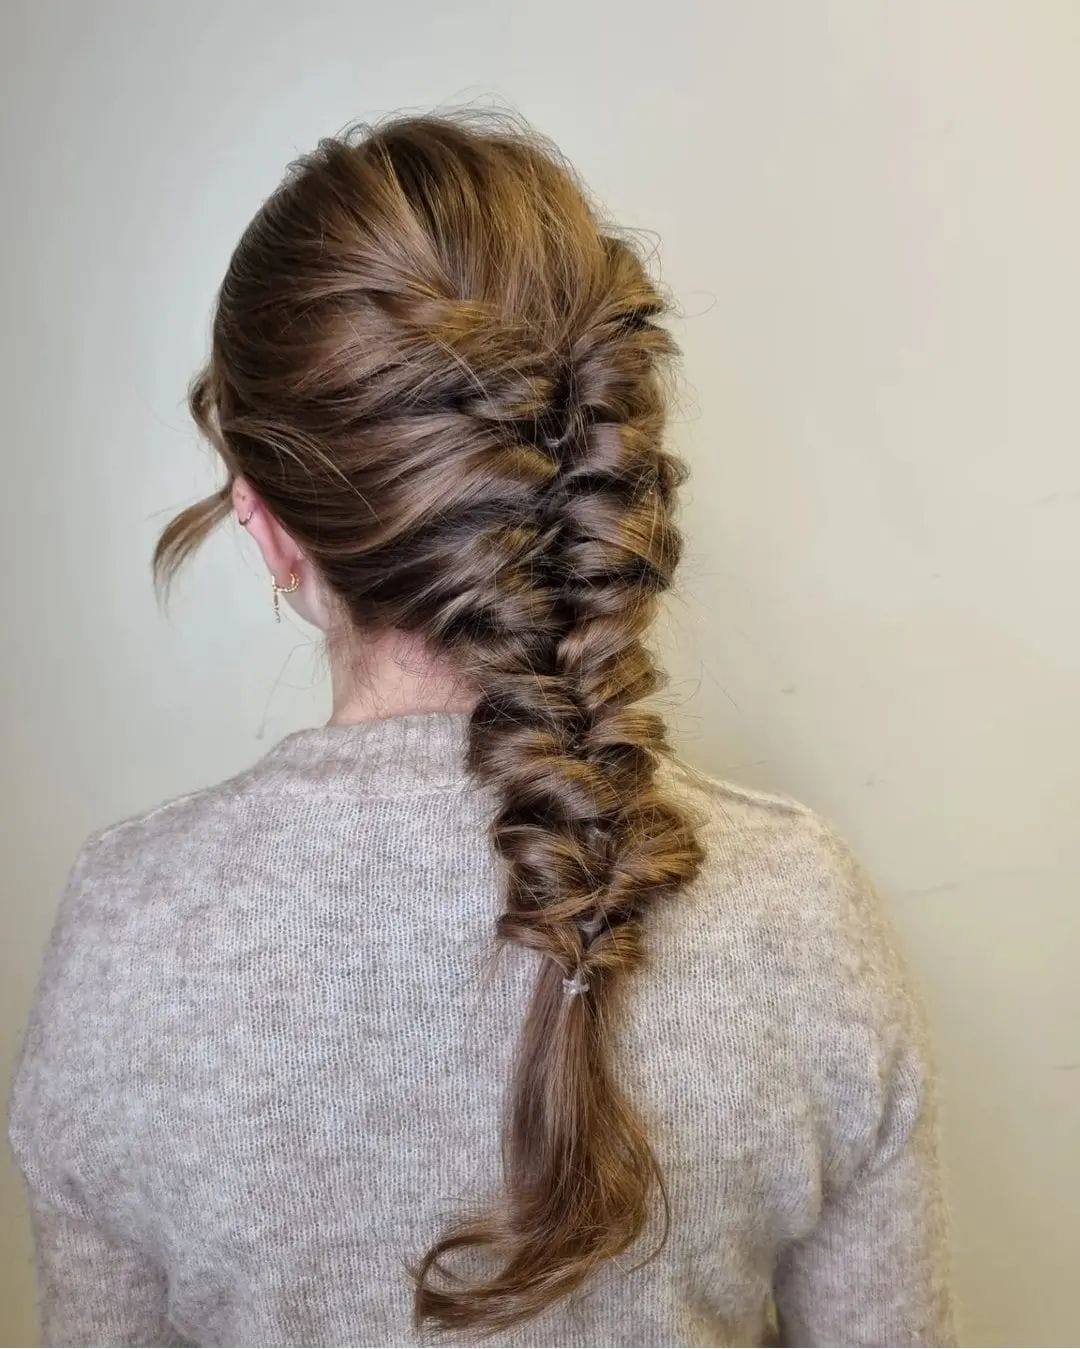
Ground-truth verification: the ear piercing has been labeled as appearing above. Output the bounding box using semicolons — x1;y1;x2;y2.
271;572;300;622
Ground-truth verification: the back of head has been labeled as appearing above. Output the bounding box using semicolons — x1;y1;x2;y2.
157;112;703;1335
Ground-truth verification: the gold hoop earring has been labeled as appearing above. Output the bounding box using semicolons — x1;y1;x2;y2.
272;572;300;623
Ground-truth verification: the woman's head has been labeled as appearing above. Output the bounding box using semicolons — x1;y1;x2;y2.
158;112;702;1334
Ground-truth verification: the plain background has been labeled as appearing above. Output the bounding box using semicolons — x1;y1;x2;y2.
2;1;1078;1344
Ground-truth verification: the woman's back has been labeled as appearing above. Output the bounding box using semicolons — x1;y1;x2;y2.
10;712;952;1346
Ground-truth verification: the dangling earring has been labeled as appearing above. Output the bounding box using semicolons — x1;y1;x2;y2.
271;572;300;623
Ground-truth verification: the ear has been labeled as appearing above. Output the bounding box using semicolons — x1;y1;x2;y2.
231;476;329;627
231;477;299;586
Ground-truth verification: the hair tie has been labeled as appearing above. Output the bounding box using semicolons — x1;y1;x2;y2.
562;969;590;998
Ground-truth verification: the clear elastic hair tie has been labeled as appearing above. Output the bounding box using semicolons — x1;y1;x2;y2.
562;969;590;998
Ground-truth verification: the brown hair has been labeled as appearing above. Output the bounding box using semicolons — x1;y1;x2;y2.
156;112;703;1335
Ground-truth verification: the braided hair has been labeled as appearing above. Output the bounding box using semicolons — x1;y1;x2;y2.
156;113;704;1335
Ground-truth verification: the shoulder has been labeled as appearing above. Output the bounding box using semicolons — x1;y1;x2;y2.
666;754;847;852
16;760;275;1027
82;757;269;867
656;757;918;1040
639;762;929;1167
56;745;296;918
667;758;895;937
619;762;939;1213
8;763;269;1189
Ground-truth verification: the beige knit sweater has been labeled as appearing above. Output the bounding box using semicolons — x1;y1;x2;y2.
9;712;954;1347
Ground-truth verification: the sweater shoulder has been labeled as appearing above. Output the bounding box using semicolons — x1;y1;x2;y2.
644;761;927;1172
7;760;276;1192
663;756;862;891
658;758;914;1021
664;756;819;830
86;759;269;860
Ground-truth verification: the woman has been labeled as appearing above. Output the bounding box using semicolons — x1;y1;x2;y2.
9;115;954;1347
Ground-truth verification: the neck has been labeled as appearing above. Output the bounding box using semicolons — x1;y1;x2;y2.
326;627;476;726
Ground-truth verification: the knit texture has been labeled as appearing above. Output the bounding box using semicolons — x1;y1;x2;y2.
9;712;954;1347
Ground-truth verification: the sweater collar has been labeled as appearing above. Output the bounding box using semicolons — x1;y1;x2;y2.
258;711;474;795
